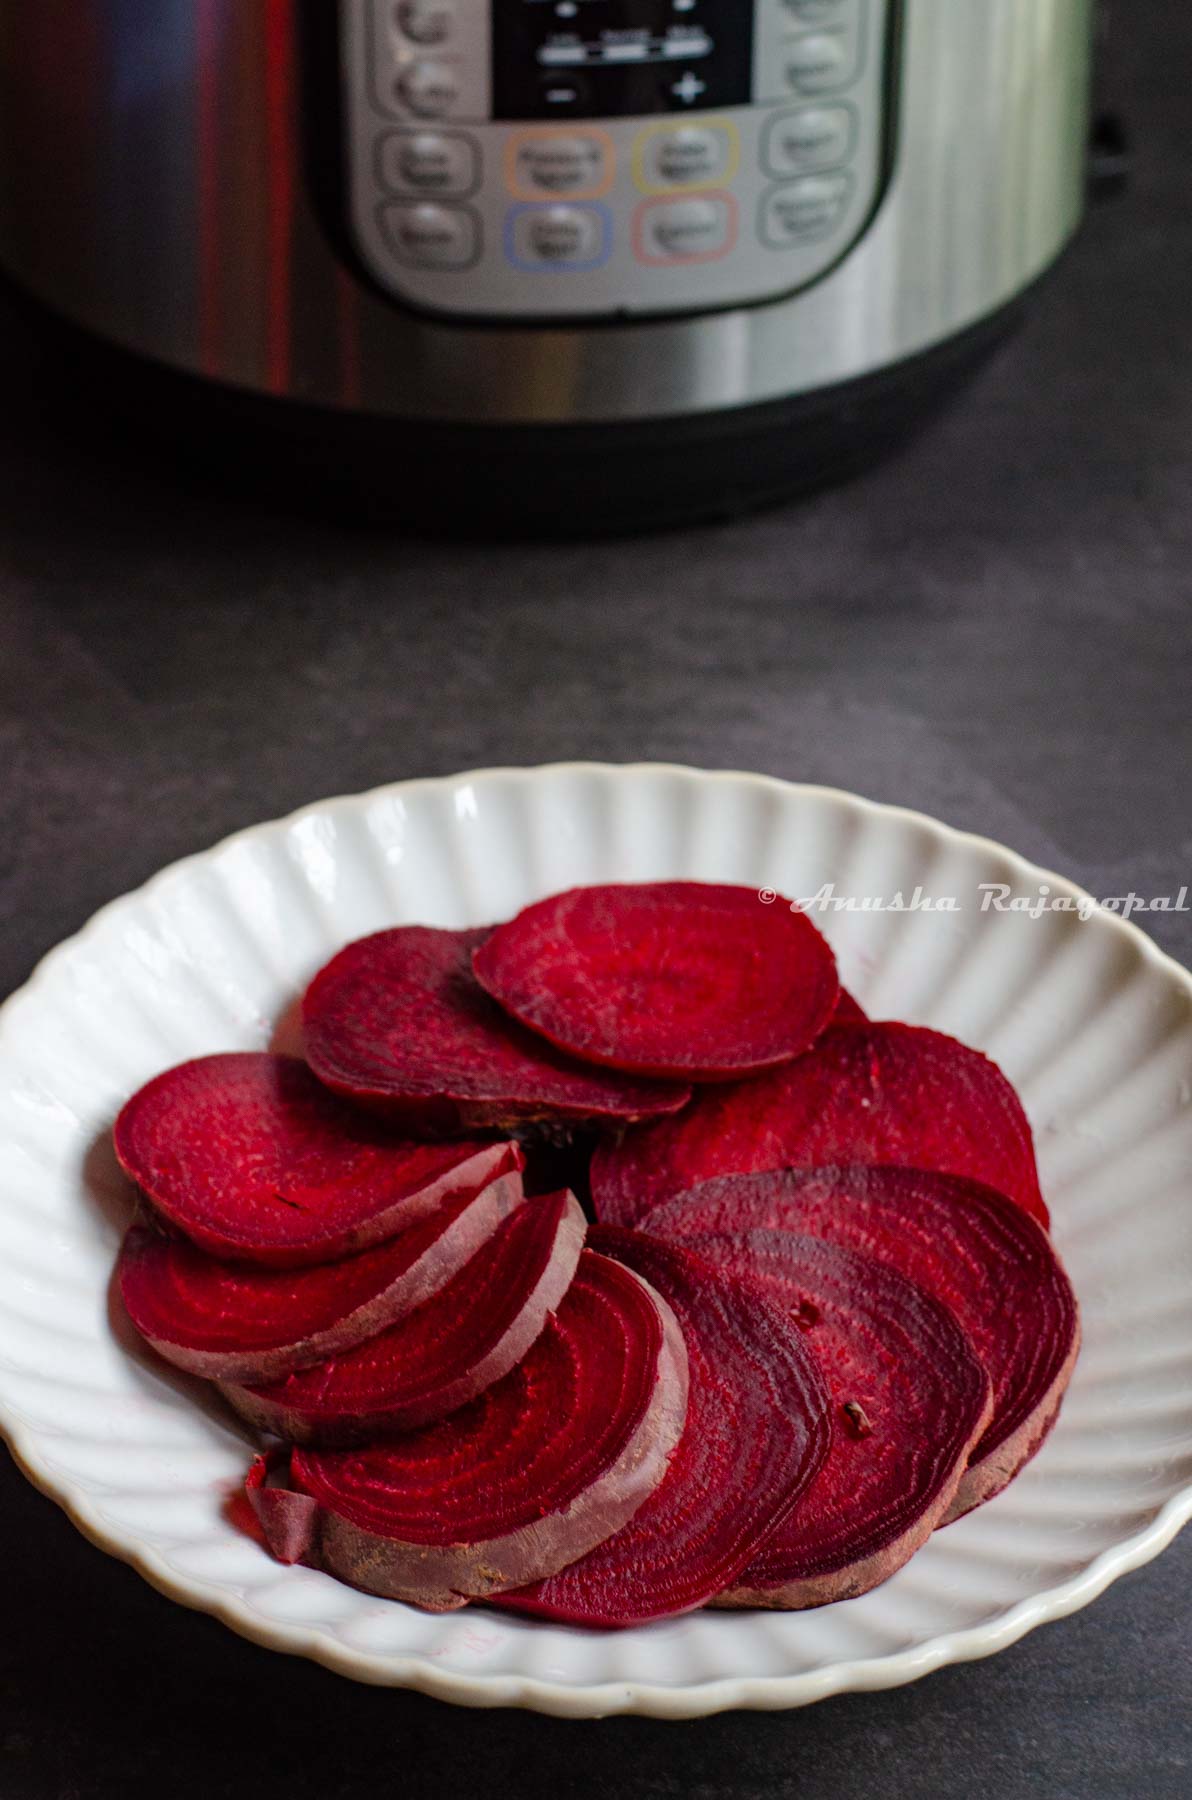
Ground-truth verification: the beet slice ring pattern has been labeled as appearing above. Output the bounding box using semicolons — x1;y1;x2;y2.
644;1166;1080;1518
493;1227;832;1628
222;1190;586;1443
472;883;840;1082
244;1247;690;1611
117;1175;522;1384
593;1022;1049;1229
674;1231;993;1610
113;1052;524;1268
302;927;690;1131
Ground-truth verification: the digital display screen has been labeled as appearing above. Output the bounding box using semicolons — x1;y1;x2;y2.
493;1;755;121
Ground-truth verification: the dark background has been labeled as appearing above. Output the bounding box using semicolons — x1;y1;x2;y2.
1;2;1190;1794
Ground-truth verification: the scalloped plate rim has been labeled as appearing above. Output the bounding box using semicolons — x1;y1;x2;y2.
1;761;1190;1721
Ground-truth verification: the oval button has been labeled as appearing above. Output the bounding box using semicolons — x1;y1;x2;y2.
780;0;847;17
513;135;609;196
763;106;855;176
380;201;479;268
637;196;735;264
522;205;603;264
378;131;478;196
650;127;730;188
396;60;460;118
760;173;853;247
785;32;850;92
395;0;455;44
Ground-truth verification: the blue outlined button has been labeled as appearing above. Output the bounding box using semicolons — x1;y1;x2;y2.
505;202;613;273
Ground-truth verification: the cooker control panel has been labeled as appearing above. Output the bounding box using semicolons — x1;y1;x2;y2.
341;0;896;320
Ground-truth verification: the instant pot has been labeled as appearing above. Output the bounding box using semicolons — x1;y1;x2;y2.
0;1;1099;531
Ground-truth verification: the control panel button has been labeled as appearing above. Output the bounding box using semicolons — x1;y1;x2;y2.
379;201;480;268
760;172;854;247
634;120;740;195
507;203;611;271
509;132;612;198
650;126;732;188
785;32;853;93
377;130;479;197
395;59;460;118
763;105;855;176
394;0;455;45
667;70;710;107
539;71;592;114
780;0;849;17
526;207;601;263
635;195;737;265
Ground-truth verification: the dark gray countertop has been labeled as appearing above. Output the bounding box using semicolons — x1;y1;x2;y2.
2;4;1190;1795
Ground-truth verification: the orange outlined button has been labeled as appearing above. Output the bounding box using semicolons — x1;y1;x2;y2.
506;128;615;201
633;192;739;266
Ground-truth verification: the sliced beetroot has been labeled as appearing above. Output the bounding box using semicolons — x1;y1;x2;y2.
113;1052;524;1268
472;883;840;1082
672;1231;992;1609
494;1227;831;1628
832;988;868;1025
223;1190;586;1443
244;1246;690;1610
593;1022;1048;1230
644;1165;1079;1518
117;1175;522;1383
302;927;689;1132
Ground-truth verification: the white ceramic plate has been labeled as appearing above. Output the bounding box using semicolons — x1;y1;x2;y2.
2;765;1191;1720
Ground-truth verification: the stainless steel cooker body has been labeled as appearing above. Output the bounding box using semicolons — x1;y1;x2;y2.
0;0;1094;429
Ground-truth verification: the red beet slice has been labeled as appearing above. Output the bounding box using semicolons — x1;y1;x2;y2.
244;1247;690;1610
833;988;868;1024
472;883;840;1082
644;1165;1080;1517
669;1231;992;1609
117;1174;522;1383
593;1022;1048;1229
223;1190;586;1443
113;1052;524;1268
302;927;689;1132
494;1227;832;1628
